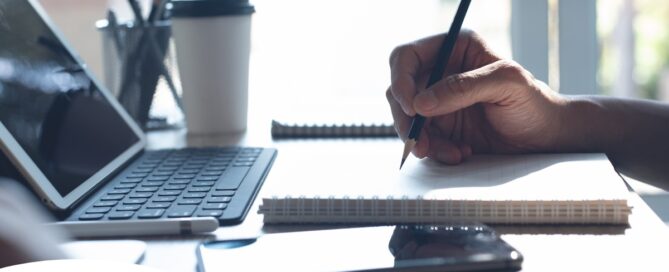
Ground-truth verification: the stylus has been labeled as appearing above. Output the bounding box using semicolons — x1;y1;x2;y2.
47;217;219;237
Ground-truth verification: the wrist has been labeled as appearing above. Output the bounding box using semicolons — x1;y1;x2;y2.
555;96;621;153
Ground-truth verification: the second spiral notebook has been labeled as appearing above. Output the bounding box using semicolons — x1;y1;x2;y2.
258;153;632;225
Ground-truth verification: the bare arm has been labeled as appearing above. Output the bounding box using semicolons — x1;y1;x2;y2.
559;97;669;189
387;31;669;189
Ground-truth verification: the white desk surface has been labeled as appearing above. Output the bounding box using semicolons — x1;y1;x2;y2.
126;117;669;272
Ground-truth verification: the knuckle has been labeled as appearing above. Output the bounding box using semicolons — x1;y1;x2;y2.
385;87;394;101
496;60;534;87
389;43;413;67
459;28;476;39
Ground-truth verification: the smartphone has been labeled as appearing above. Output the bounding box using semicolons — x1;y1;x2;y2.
197;224;523;272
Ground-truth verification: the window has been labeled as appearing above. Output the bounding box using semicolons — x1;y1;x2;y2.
251;0;511;123
598;0;669;100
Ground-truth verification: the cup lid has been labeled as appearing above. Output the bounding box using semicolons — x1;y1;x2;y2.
171;0;255;17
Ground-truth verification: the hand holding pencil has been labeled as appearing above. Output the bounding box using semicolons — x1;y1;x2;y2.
387;6;566;166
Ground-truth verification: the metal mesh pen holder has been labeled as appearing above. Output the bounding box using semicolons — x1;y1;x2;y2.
98;20;183;130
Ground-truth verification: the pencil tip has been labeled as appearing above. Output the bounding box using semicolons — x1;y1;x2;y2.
399;139;416;171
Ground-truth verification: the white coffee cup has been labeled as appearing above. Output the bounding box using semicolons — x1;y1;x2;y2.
170;0;255;135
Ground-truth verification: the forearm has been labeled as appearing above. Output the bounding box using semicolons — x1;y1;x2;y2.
559;96;669;189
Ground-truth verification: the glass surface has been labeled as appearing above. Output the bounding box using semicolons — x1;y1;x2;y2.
0;0;140;196
198;225;522;272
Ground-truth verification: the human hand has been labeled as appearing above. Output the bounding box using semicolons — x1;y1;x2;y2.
387;30;567;164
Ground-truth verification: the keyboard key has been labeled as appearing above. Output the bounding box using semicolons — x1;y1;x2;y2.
79;213;104;220
174;174;197;179
168;179;192;185
168;161;187;165
144;158;163;163
212;157;233;162
141;181;164;187
158;190;182;196
178;169;200;174
108;189;131;195
182;165;204;170
211;157;232;161
132;168;153;174
214;167;250;190
201;171;224;176
152;172;174;177
233;162;254;167
136;187;159;192
123;198;148;205
235;157;256;163
178;198;202;205
121;178;143;183
137;209;165;219
116;205;142;211
115;183;137;189
101;194;125;201
166;158;187;162
196;176;218;181
167;205;197;218
192;181;215;187
183;192;207;198
208;197;232;203
86;207;111;214
153;196;177;202
208;162;229;167
205;166;226;171
188;187;211;192
203;203;227;210
108;211;135;220
127;173;149;178
212;190;235;197
147;176;169;181
93;201;118;207
147;202;172;209
197;210;223;217
164;184;187;190
129;192;153;198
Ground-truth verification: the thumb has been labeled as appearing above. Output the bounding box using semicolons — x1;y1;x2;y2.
413;60;531;117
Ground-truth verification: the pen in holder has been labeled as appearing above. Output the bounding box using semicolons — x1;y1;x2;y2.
97;16;183;131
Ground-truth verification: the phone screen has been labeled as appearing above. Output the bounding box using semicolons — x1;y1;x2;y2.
197;224;522;272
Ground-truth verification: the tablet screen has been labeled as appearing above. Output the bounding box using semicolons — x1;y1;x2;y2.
0;1;140;197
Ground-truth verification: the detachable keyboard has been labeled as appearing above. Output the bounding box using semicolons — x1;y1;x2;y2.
70;147;277;225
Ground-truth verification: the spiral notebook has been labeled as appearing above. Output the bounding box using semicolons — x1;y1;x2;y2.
258;153;632;225
271;120;396;138
270;100;397;139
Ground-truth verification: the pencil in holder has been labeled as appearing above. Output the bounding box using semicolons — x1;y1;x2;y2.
97;18;183;130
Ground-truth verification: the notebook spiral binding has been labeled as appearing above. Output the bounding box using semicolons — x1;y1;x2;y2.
259;195;631;225
271;120;397;139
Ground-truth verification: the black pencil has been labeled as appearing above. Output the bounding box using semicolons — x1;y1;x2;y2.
399;0;472;169
127;0;145;26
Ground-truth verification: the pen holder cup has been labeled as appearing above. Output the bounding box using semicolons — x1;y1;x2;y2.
97;20;184;131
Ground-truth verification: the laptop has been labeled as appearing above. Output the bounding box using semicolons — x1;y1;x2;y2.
0;0;276;225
